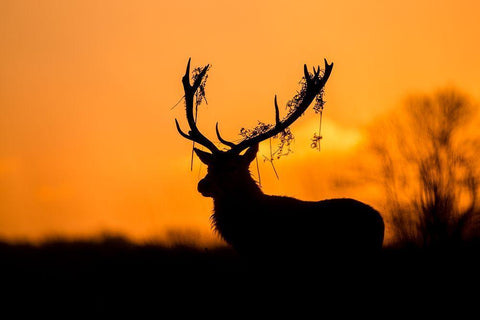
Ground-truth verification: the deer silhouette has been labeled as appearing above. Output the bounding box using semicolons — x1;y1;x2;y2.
175;58;384;259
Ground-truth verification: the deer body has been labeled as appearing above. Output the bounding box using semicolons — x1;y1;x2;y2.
175;58;385;257
195;146;384;257
213;195;384;256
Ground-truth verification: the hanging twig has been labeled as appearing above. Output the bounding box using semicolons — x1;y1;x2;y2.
190;97;199;171
311;103;324;151
318;109;323;151
255;155;262;187
170;95;185;110
268;138;279;179
270;159;279;180
189;65;210;171
197;151;204;180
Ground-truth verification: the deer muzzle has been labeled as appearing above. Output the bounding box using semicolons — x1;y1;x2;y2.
197;178;213;197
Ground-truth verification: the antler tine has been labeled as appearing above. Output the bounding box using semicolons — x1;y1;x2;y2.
215;123;236;148
176;58;219;153
215;94;282;151
185;58;191;80
227;59;333;154
317;58;333;89
303;64;311;83
274;95;281;125
175;118;192;140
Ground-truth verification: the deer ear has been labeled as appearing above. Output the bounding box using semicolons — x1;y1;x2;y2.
194;148;213;165
242;144;259;164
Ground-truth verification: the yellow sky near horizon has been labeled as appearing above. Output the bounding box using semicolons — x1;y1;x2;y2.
1;0;480;243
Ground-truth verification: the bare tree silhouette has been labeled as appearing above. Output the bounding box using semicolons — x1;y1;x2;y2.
368;88;480;248
174;58;384;260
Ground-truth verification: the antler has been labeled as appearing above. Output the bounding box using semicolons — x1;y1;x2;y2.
220;59;333;154
175;58;220;153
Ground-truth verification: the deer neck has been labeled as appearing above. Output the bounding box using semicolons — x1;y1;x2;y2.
209;173;265;248
212;173;264;210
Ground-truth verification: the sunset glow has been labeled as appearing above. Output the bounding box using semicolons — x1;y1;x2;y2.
1;0;480;244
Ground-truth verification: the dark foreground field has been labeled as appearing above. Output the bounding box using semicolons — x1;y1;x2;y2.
1;236;480;314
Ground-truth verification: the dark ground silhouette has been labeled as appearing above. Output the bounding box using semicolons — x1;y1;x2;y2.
2;234;480;314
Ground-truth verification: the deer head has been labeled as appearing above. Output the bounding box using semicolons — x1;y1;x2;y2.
175;58;333;198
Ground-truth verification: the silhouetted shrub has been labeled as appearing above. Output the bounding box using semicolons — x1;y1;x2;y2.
368;88;480;248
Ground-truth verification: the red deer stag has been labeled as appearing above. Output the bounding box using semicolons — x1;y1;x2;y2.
175;58;384;259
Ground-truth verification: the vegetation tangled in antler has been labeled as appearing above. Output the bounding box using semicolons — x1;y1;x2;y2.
240;123;294;159
240;69;327;159
191;66;210;107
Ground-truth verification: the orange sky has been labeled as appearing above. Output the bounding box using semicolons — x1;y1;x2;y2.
1;0;480;243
